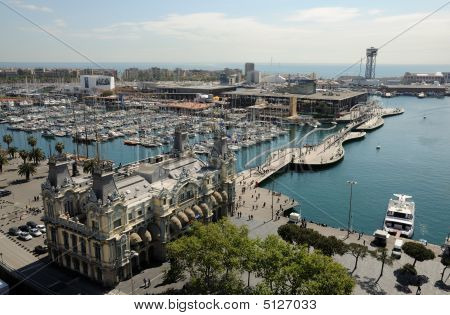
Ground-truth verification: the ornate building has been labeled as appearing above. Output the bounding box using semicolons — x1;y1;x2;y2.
42;127;236;286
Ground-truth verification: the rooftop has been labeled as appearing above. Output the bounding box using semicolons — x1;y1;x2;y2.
225;89;366;101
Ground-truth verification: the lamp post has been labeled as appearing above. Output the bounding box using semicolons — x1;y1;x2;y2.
125;250;139;295
347;180;357;237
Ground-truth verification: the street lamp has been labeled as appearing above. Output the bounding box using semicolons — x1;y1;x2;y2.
347;180;357;237
125;250;139;295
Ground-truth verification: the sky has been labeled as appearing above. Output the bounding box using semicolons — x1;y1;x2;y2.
0;0;449;65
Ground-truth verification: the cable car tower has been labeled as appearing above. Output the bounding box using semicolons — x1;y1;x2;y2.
365;47;378;79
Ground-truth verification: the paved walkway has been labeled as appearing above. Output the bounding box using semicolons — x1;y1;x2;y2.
231;214;449;295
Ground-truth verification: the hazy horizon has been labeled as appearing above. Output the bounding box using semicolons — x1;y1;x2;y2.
1;1;449;65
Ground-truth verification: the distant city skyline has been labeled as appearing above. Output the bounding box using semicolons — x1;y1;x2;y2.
0;0;449;65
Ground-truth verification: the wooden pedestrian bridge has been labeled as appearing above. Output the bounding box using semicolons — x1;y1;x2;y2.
236;107;403;187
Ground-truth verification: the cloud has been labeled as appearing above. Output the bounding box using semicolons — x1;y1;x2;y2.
368;9;382;15
373;13;428;23
11;0;52;13
54;19;66;28
11;10;450;64
87;13;313;42
287;7;360;23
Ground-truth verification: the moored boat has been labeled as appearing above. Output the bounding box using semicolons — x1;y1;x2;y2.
383;194;415;238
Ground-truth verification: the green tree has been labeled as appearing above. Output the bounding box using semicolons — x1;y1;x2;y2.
241;238;259;288
83;159;98;174
277;224;300;244
439;256;450;281
255;235;293;293
281;248;355;294
27;135;37;148
18;149;29;163
28;147;45;165
167;220;354;295
347;243;368;274
166;219;245;294
3;134;13;149
0;151;8;172
55;142;65;155
371;248;394;284
402;242;435;267
7;146;18;159
18;162;36;181
315;235;348;256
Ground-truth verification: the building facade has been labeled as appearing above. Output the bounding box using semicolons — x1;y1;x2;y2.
402;72;445;84
42;128;236;287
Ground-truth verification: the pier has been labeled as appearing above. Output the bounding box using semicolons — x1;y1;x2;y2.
236;106;404;187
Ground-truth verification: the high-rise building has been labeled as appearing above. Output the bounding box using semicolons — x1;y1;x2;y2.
244;63;255;78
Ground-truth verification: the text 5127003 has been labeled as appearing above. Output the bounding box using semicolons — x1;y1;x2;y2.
263;299;316;310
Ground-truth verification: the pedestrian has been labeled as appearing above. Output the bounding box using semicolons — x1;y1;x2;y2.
147;278;151;288
416;285;421;295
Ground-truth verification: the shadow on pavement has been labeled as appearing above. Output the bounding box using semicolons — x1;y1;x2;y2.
354;275;387;295
434;280;450;292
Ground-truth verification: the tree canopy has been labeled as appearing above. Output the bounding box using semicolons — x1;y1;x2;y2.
402;242;435;267
167;219;355;295
18;161;36;181
277;224;347;256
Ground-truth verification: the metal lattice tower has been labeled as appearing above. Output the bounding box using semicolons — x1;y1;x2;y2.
365;47;378;79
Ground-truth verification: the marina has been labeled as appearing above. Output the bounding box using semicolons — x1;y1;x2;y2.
2;96;449;244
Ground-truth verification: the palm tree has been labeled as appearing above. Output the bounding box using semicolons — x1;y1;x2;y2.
7;146;18;159
28;147;45;165
55;142;65;155
27;135;37;148
0;151;8;173
83;159;98;174
3;134;13;149
371;248;394;284
18;162;36;181
18;150;29;163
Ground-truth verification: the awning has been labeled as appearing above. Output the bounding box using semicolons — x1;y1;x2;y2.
130;232;142;246
170;216;182;231
210;195;218;206
213;191;223;203
147;223;161;241
138;226;152;244
192;205;203;217
177;211;189;225
221;190;228;202
184;208;196;220
200;203;210;217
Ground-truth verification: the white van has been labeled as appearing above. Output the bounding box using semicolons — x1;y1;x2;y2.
392;239;404;258
288;212;301;223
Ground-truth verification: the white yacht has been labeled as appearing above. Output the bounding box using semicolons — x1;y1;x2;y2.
383;194;415;238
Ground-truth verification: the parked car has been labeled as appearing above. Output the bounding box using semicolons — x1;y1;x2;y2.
27;221;37;228
392;239;404;258
8;227;20;236
18;225;30;233
34;245;48;255
0;189;11;197
29;228;42;237
36;224;46;233
18;232;32;241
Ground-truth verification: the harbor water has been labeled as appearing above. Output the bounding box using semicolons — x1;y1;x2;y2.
1;96;449;243
260;96;450;244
